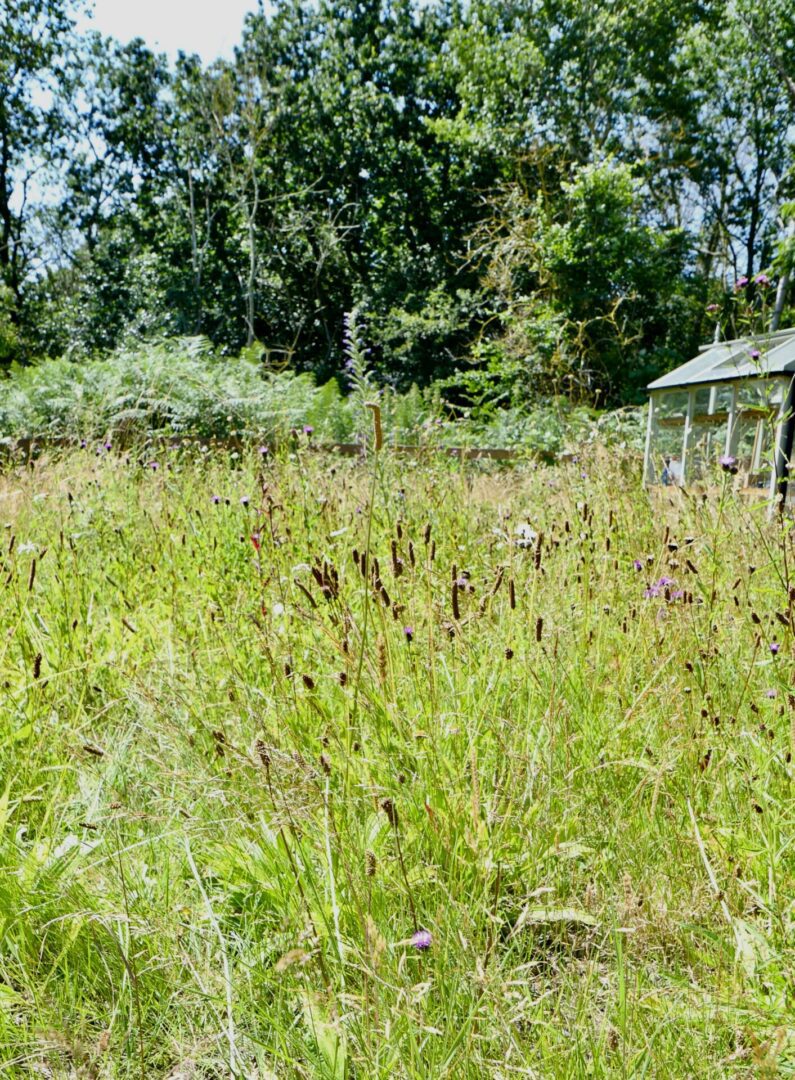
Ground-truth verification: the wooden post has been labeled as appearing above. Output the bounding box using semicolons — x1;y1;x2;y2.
643;393;656;484
725;384;738;457
681;389;695;485
772;375;795;509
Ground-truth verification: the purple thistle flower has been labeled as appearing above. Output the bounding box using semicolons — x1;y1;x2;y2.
303;425;314;436
240;496;250;507
411;929;432;950
720;455;738;473
258;445;269;456
754;273;771;287
104;441;112;451
706;303;719;313
749;348;761;360
211;495;221;505
766;689;777;699
80;439;87;449
734;276;749;291
404;625;414;642
147;461;159;471
644;575;676;599
770;642;780;655
633;559;643;572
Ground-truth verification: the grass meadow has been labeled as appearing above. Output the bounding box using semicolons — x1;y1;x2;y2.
0;440;794;1077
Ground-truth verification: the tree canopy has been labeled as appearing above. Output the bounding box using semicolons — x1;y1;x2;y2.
2;0;794;403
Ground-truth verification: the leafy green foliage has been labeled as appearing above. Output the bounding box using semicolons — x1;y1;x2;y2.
0;337;647;457
4;0;795;408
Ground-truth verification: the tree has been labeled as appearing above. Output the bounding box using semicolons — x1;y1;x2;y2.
464;161;691;403
0;0;77;323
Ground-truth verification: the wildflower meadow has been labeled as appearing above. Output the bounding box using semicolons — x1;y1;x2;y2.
1;438;793;1077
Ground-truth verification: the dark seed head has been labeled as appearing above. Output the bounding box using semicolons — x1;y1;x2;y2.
381;798;398;828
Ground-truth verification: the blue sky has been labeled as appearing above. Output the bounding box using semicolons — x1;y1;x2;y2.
78;0;261;63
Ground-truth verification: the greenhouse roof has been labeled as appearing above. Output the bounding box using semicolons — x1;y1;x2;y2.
648;327;795;391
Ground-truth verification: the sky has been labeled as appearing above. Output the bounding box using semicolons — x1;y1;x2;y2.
77;0;261;64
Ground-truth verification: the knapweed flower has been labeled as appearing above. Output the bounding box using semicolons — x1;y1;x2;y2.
754;273;771;287
258;445;269;457
240;496;250;507
104;441;112;451
80;439;87;449
404;625;414;642
211;494;221;505
147;461;159;471
766;689;777;699
633;559;643;571
720;455;738;473
411;929;432;950
749;348;761;360
303;425;314;436
734;276;749;291
706;303;719;313
770;642;780;655
644;576;675;599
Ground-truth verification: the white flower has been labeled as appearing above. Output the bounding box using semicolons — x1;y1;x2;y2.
515;523;537;548
17;541;37;554
272;602;285;617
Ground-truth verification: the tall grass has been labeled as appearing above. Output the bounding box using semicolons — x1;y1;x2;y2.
0;443;791;1077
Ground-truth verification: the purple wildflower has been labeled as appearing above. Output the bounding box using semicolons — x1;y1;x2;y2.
706;303;719;313
754;273;771;287
211;495;221;505
633;559;643;571
104;441;112;451
303;425;314;436
240;496;250;507
720;455;738;473
147;461;159;471
766;689;777;699
749;348;761;360
258;445;269;456
80;439;87;449
770;642;780;655
734;276;749;291
644;575;675;599
404;625;414;642
411;929;432;950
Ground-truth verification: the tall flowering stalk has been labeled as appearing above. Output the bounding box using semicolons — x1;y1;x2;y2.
344;308;379;449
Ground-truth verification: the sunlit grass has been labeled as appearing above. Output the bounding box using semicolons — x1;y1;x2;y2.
0;442;793;1077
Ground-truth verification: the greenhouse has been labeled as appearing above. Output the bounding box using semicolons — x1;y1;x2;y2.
644;327;795;499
